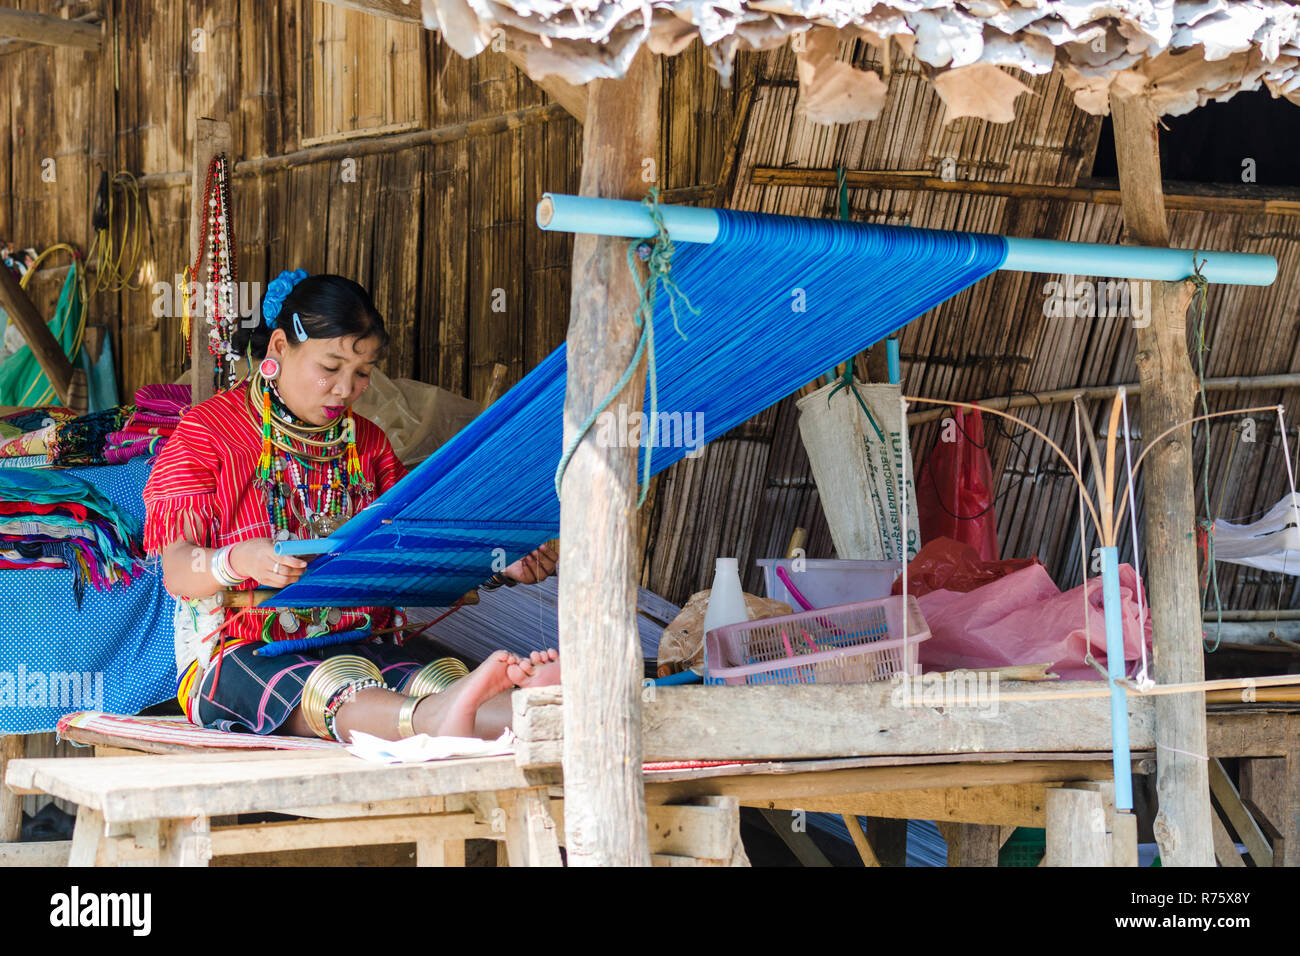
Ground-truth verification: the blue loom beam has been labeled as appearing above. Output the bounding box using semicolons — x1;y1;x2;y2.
268;208;1001;607
1101;545;1134;813
537;193;1277;286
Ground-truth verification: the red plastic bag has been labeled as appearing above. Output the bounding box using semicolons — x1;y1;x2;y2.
892;537;1039;598
915;407;999;561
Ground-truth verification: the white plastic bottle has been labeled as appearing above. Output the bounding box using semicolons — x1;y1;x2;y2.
701;557;750;675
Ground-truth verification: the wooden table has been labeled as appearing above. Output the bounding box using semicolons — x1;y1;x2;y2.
2;746;1132;867
2;749;755;867
3;750;560;866
4;694;1296;867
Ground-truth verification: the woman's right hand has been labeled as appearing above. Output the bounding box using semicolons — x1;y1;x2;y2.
228;538;309;589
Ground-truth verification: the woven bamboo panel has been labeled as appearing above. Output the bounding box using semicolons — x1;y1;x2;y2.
299;0;426;146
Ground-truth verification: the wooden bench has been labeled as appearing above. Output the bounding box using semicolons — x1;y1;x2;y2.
3;749;750;867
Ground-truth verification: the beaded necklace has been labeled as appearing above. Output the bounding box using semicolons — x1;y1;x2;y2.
248;372;373;543
238;370;381;645
182;153;240;392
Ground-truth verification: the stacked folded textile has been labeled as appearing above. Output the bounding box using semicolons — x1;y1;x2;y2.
0;407;76;459
46;405;134;466
0;467;145;607
104;383;191;464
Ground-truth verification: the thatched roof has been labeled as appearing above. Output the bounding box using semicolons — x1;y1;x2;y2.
421;0;1300;122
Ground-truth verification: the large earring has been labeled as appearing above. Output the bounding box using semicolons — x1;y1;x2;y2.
257;368;274;481
259;356;281;381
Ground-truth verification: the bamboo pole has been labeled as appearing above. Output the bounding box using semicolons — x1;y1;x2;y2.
749;167;1300;219
1110;89;1214;866
138;105;571;190
558;48;659;866
906;373;1300;425
891;673;1300;707
0;8;102;51
0;265;80;409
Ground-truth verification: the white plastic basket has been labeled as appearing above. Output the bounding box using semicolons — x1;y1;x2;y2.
703;594;929;686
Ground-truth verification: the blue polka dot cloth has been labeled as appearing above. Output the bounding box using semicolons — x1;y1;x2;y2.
0;456;177;734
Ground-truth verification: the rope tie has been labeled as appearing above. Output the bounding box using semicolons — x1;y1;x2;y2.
826;365;887;444
1190;261;1225;652
554;187;699;506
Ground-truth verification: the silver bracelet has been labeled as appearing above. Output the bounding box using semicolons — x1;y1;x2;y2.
210;545;246;587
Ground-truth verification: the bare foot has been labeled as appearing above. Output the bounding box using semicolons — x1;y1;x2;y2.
422;650;520;737
508;648;561;688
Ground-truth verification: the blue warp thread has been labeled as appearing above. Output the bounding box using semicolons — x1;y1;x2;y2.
270;210;1008;609
254;626;372;657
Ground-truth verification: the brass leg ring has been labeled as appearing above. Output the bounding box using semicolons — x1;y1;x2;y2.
299;654;385;741
399;657;470;698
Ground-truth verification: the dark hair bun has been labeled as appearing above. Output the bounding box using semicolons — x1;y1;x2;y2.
231;274;390;360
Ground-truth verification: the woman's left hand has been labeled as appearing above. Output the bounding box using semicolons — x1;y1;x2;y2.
504;542;558;585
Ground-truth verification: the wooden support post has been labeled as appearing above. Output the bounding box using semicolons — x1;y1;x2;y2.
159;815;213;867
1287;751;1300;868
0;736;24;843
189;118;233;408
759;809;832;866
1044;787;1109;866
1240;754;1299;867
938;822;1002;867
1109;89;1214;867
867;817;908;866
557;48;659;867
843;814;882;866
67;806;106;867
0;266;81;409
500;789;563;867
1208;759;1274;867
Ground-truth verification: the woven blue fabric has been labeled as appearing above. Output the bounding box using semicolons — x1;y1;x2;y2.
0;456;176;733
273;211;1007;608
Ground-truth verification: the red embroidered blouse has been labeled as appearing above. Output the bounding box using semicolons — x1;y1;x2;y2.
142;380;408;644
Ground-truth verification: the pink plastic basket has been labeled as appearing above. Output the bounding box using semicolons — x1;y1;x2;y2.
703;594;930;686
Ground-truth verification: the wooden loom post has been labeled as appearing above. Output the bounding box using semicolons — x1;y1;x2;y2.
1110;89;1214;866
0;735;23;843
557;48;658;866
188;117;233;408
0;265;84;411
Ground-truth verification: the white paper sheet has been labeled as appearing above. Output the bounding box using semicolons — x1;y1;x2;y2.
346;728;516;763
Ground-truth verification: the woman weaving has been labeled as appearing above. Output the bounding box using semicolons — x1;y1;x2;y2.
143;270;560;743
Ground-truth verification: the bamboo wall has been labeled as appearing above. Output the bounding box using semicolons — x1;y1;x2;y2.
3;2;1300;614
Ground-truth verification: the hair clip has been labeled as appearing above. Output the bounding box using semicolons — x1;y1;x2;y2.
292;311;308;343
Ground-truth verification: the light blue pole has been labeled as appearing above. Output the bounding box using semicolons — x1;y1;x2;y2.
275;538;335;556
1100;545;1134;812
886;339;900;385
537;193;1278;286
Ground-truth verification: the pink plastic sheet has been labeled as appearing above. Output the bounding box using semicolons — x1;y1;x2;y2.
913;563;1152;681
